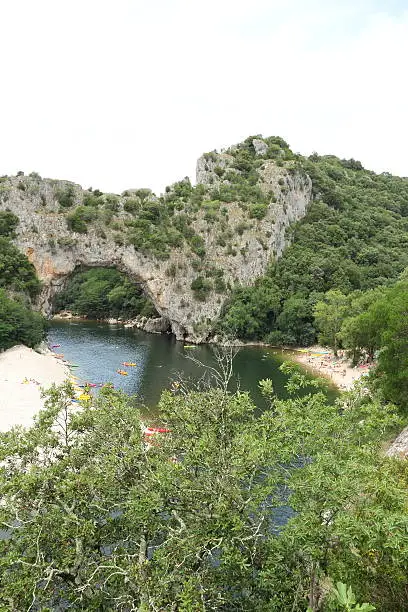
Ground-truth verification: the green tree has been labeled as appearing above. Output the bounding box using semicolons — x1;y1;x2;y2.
1;365;407;610
0;289;46;349
314;290;348;355
375;281;408;407
221;279;282;340
0;237;41;297
0;209;19;237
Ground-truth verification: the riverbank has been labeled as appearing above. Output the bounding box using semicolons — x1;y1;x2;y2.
0;345;70;431
290;345;374;390
53;311;171;334
51;316;368;392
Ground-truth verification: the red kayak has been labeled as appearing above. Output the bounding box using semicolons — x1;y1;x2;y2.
146;427;170;434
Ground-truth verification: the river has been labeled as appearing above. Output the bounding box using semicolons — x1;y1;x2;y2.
48;320;337;410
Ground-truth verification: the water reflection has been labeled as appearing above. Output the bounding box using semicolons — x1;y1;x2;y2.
48;321;337;409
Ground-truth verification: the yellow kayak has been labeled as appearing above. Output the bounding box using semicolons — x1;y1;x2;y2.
79;393;91;401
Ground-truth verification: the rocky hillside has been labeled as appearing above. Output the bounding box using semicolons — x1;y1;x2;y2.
0;137;312;341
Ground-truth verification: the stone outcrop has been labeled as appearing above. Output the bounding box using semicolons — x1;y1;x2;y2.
386;427;408;459
0;145;312;342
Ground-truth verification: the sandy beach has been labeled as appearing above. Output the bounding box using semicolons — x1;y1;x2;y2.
290;345;374;390
0;345;70;432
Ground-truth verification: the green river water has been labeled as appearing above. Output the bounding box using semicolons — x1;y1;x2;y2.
48;320;337;410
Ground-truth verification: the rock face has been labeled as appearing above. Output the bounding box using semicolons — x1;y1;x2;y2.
0;148;312;342
386;427;408;459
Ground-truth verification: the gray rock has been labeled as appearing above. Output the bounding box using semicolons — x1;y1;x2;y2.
0;160;312;343
252;139;268;156
386;426;408;458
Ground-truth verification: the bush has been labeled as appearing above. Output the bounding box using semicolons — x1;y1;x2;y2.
55;185;76;208
83;192;103;207
191;276;211;301
0;210;19;237
66;206;97;233
0;289;46;349
249;203;268;219
124;198;140;214
189;235;206;258
0;237;41;297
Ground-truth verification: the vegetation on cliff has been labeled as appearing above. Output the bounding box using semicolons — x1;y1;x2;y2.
0;210;45;349
54;267;158;320
1;366;406;610
219;152;408;346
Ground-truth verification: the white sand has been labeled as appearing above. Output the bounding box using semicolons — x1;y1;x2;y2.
290;345;374;391
0;345;70;431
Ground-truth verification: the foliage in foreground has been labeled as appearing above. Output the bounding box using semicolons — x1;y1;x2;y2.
1;367;407;610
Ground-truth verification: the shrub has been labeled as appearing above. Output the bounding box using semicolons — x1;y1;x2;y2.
166;263;177;278
191;276;211;301
104;194;120;212
189;235;206;258
214;277;226;293
235;222;249;235
124;198;139;214
66;206;97;233
0;210;19;237
83;192;103;207
213;166;224;177
249;203;268;219
56;185;76;208
0;289;46;350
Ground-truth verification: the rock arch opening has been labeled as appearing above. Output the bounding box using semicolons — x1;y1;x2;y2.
49;265;171;333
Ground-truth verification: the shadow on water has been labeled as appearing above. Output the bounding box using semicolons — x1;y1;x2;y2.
49;321;338;411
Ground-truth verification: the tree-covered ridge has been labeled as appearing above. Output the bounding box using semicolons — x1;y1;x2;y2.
0;209;45;349
219;152;408;345
54;267;158;320
0;366;406;610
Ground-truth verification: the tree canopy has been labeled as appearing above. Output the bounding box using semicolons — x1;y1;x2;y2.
1;366;407;610
219;152;408;346
0;224;45;350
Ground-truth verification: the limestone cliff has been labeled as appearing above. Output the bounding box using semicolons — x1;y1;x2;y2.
0;138;312;341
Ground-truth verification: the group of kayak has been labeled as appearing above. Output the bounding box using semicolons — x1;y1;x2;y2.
117;361;137;376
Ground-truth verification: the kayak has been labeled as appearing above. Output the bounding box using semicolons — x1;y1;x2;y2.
123;362;137;366
116;369;128;376
183;345;197;349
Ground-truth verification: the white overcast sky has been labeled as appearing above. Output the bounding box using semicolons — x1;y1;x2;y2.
1;0;407;194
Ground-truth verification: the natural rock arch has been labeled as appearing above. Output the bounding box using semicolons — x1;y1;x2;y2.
24;241;188;339
0;158;312;341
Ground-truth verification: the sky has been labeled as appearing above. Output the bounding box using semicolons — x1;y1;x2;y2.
1;0;408;195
